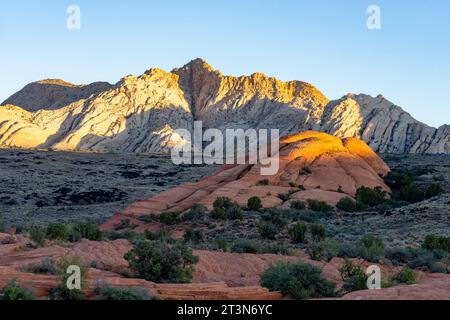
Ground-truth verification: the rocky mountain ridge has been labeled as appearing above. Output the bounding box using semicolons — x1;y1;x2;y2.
1;58;448;154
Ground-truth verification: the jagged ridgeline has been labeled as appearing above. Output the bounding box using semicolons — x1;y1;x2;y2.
0;58;448;154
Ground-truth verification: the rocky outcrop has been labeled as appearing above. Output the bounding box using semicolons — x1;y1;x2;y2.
1;59;448;154
101;131;391;230
321;94;450;154
2;79;112;112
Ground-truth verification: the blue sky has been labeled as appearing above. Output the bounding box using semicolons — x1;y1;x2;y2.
0;0;449;127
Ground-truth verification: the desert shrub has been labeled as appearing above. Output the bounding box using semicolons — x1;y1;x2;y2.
310;224;326;242
307;240;339;261
262;208;287;228
183;204;207;222
104;230;142;242
231;239;259;254
339;258;368;292
290;200;306;210
385;247;416;266
398;184;424;203
214;236;229;252
261;261;336;299
356;187;386;207
27;225;46;246
385;171;415;190
407;249;439;270
247;196;262;211
422;235;450;252
391;266;416;285
51;256;87;300
258;179;269;186
258;222;281;240
211;197;243;220
144;229;175;243
425;183;444;199
74;223;102;241
288;222;307;244
430;262;448;274
336;197;365;212
230;239;290;255
124;240;199;283
45;223;72;242
20;257;57;275
95;285;151;300
1;280;35;300
307;199;332;213
183;228;204;244
360;235;385;262
337;236;385;263
159;212;183;225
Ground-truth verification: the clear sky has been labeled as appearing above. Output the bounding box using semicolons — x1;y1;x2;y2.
1;0;449;127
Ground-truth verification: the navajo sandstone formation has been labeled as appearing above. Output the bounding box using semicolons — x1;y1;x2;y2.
102;131;390;231
0;58;448;154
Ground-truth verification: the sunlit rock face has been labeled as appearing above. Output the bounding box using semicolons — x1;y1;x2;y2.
101;131;391;232
1;58;448;154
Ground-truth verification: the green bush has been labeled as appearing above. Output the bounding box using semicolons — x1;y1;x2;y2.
391;266;416;285
425;183;444;199
214;236;229;252
356;187;386;207
183;228;204;244
183;204;207;222
262;208;287;228
261;261;336;299
45;223;72;242
211;197;243;220
95;285;152;300
20;257;57;275
124;240;199;283
144;229;175;243
288;222;308;244
339;259;368;292
74;223;102;241
290;200;306;210
336;197;365;212
230;239;290;255
28;225;46;246
399;184;424;203
310;224;326;242
51;256;87;300
159;212;183;225
307;240;339;262
422;235;450;252
307;199;332;213
247;196;262;211
360;235;385;262
258;222;281;240
1;280;35;300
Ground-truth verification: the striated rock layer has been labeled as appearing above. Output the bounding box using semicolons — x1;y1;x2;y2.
1;59;448;154
102;131;390;231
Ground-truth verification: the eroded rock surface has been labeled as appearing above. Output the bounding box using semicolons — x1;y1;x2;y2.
1;59;448;154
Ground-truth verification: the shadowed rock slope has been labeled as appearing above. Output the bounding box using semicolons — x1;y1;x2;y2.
1;59;448;154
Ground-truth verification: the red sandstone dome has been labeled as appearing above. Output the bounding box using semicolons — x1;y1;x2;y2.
102;131;391;231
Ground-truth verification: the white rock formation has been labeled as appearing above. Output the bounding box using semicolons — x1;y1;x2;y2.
0;58;448;154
